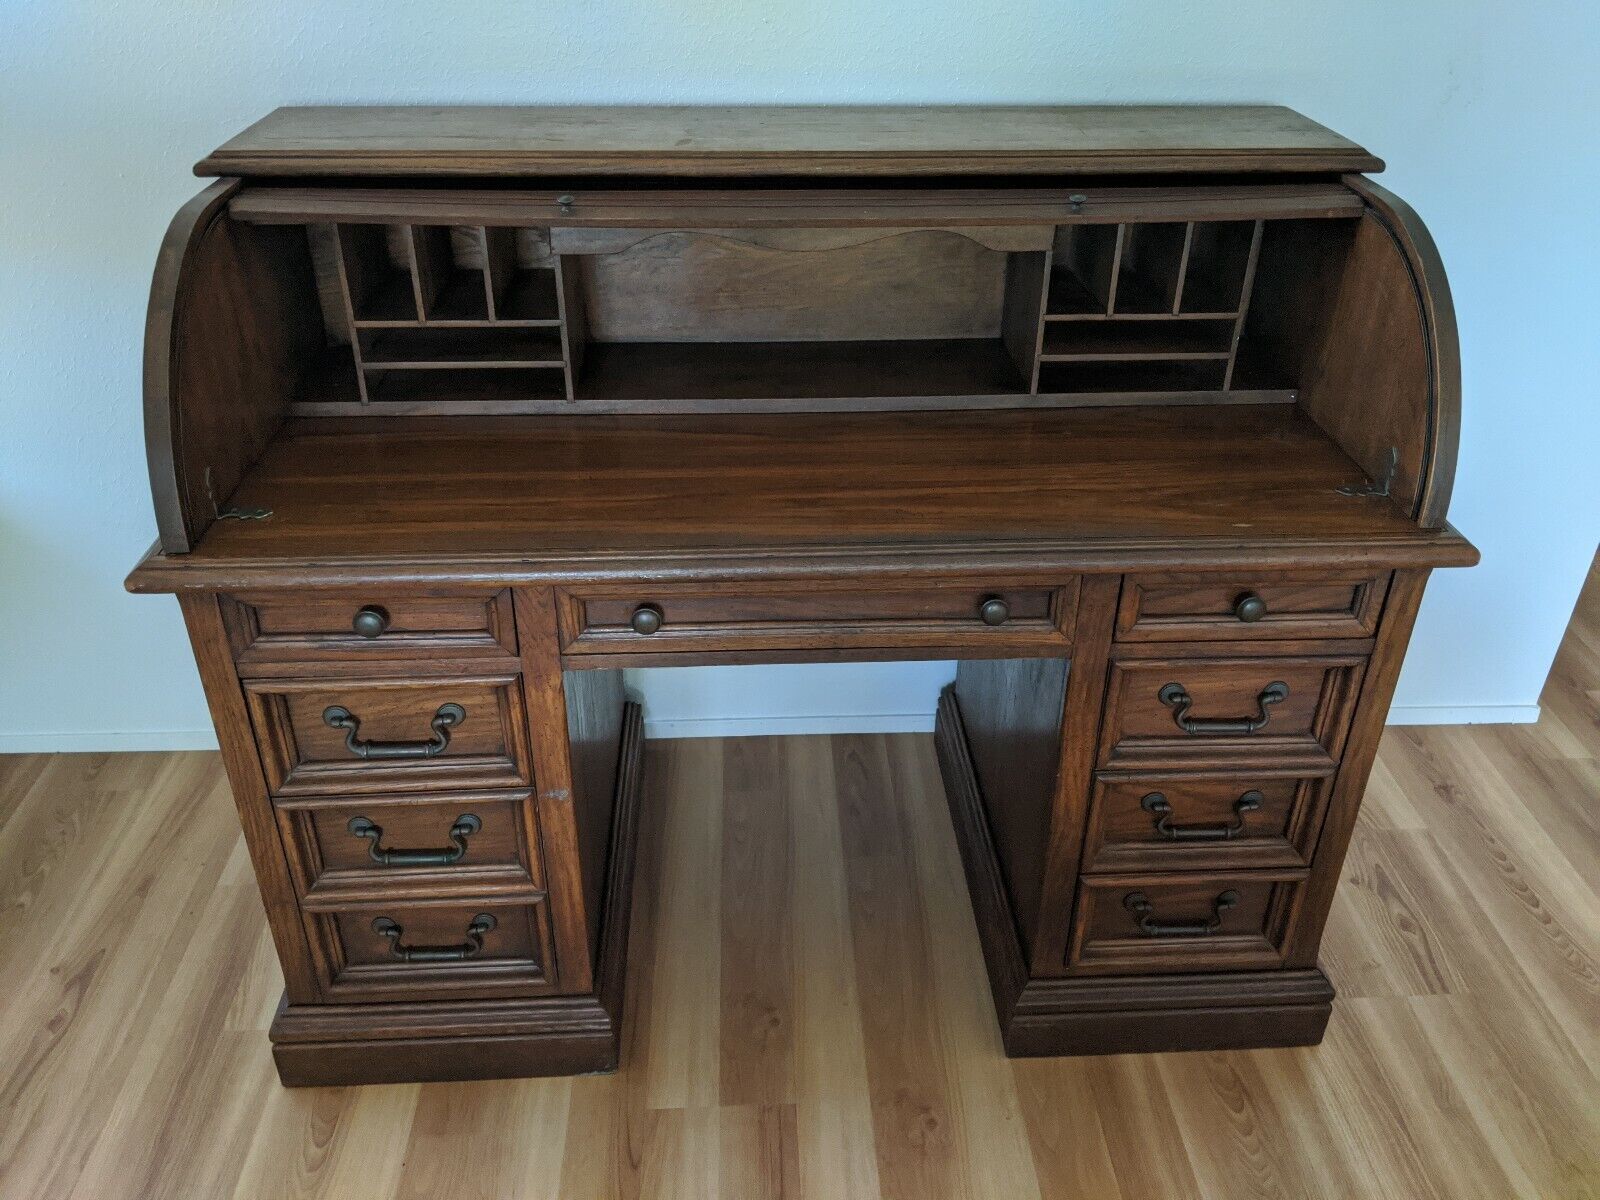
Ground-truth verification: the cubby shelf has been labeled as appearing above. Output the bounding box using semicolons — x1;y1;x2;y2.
1039;319;1235;362
331;221;581;404
297;213;1322;413
359;328;566;369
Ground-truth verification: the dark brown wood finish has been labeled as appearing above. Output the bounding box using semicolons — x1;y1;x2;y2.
144;180;322;551
199;105;1382;177
228;182;1366;231
309;896;558;1003
559;580;1074;658
147;406;1456;567
1080;772;1332;873
274;788;540;903
242;672;533;796
178;593;323;1003
223;586;518;666
1066;869;1306;975
1345;178;1463;527
949;655;1072;948
1097;650;1369;772
1115;569;1388;641
132;107;1474;1083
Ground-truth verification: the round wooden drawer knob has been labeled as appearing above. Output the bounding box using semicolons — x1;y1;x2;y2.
630;604;664;636
979;597;1010;627
1233;593;1268;623
352;606;391;638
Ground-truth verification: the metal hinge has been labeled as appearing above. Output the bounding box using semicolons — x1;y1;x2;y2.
207;466;271;521
1337;446;1398;499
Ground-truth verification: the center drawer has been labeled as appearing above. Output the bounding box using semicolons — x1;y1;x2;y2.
242;672;533;796
556;582;1076;655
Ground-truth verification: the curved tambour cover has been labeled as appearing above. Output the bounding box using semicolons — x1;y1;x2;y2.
143;178;324;553
141;114;1463;554
1283;177;1460;528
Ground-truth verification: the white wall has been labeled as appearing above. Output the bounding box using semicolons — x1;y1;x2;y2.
3;2;1596;750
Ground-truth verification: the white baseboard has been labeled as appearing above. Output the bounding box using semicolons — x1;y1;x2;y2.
0;729;220;754
643;712;936;739
0;703;1540;755
1386;703;1540;725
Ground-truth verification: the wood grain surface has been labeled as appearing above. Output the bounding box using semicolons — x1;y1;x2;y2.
197;105;1382;178
153;406;1456;564
3;556;1595;1198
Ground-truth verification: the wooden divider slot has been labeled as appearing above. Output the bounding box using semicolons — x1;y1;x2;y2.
1114;223;1189;315
1048;225;1120;316
1181;221;1259;315
336;225;419;324
409;226;492;322
485;228;563;324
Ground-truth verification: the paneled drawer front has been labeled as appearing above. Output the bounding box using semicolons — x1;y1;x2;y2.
1082;772;1332;873
557;582;1076;655
1117;571;1387;642
307;899;556;1002
1067;870;1305;975
276;790;539;902
244;673;532;796
225;588;517;667
1099;653;1367;771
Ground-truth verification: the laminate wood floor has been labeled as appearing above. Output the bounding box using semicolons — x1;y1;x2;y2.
3;561;1596;1199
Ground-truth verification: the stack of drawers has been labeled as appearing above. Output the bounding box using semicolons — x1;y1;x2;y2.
221;588;562;1004
1067;570;1389;975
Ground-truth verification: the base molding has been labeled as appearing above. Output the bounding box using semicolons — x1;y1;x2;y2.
269;701;646;1087
1005;969;1334;1056
935;686;1335;1058
270;995;620;1086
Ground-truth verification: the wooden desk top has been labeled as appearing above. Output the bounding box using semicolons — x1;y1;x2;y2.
197;105;1382;178
129;404;1474;590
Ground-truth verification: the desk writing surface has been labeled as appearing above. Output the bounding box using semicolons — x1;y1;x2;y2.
192;404;1432;564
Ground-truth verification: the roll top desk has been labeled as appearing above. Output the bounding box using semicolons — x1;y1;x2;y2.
127;105;1476;1086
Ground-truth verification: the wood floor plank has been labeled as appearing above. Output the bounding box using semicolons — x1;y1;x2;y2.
889;735;1042;1200
1082;1053;1208;1199
639;737;724;1111
786;736;883;1200
386;1078;571;1200
719;1104;801;1200
720;737;795;1107
833;734;967;1200
1010;1060;1127;1200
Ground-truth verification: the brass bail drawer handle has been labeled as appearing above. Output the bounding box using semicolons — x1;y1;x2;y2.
322;702;466;760
1140;790;1263;841
371;913;496;962
347;813;482;865
1158;681;1288;735
1123;889;1239;937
